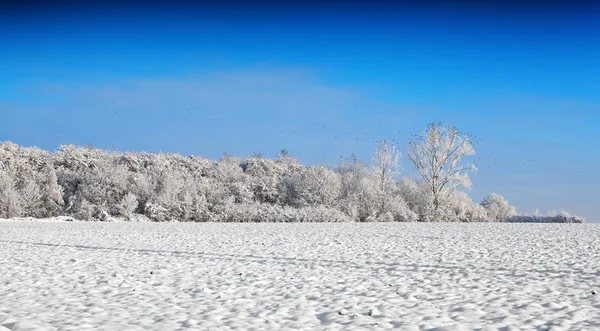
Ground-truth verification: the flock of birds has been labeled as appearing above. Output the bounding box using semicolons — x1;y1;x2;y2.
83;104;549;170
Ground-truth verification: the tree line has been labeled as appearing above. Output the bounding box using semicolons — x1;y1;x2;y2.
0;123;584;223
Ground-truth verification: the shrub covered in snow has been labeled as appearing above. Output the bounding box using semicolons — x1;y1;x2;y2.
505;212;585;224
480;193;517;221
0;129;581;223
278;165;341;208
212;202;350;222
442;191;488;222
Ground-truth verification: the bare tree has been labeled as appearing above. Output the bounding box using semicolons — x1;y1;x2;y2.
372;140;401;214
406;123;476;220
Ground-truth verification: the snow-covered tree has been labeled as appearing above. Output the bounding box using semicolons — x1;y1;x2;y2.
20;179;43;217
443;191;487;222
335;155;378;221
480;193;516;222
406;123;477;220
118;192;139;220
0;139;581;223
0;169;22;218
279;165;341;208
505;211;584;223
372;140;401;214
384;195;418;222
243;157;283;204
276;149;298;166
43;167;64;217
397;177;430;220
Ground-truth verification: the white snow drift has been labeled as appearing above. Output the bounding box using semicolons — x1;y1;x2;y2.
0;220;598;330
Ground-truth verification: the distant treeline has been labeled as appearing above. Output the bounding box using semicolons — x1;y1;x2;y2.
0;124;584;223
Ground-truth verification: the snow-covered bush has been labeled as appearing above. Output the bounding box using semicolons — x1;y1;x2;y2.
0;142;57;219
212;200;283;222
118;192;139;220
278;165;341;208
397;178;485;222
365;211;394;222
294;205;351;222
213;202;351;222
397;178;432;221
144;202;172;222
335;156;380;221
442;191;488;222
243;157;285;204
0;139;582;223
19;179;44;217
54;145;130;217
505;211;584;223
480;193;517;222
384;195;419;222
75;198;94;221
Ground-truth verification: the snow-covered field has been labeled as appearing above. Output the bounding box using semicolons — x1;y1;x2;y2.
0;220;599;331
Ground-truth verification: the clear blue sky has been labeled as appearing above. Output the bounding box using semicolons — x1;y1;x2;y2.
1;1;599;221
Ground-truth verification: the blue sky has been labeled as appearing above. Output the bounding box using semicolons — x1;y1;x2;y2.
1;2;599;220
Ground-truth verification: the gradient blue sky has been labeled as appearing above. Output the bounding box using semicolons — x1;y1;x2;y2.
1;1;599;220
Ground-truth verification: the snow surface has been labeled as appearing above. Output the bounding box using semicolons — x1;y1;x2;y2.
0;220;599;331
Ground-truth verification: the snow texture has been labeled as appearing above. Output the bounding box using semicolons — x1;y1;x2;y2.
1;220;598;330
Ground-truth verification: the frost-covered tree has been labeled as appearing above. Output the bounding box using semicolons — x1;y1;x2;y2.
382;194;418;222
278;166;341;208
0;169;22;218
505;211;584;223
276;149;297;165
0;142;56;218
242;157;283;204
397;177;430;220
407;123;477;220
53;145;130;218
335;155;378;221
118;192;139;220
20;179;43;217
206;154;252;205
0;139;580;223
480;193;517;222
43;167;64;217
372;140;401;214
396;178;482;222
443;191;487;222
